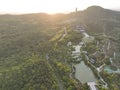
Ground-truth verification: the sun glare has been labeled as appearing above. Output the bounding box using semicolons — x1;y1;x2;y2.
0;0;120;14
26;0;82;14
0;0;79;14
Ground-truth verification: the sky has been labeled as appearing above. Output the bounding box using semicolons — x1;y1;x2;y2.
0;0;120;14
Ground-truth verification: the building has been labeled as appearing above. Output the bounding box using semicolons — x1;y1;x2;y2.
87;82;97;90
76;8;78;13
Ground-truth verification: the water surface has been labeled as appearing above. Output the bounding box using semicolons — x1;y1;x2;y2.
74;61;97;84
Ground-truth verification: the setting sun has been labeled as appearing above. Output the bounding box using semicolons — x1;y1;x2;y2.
0;0;79;14
0;0;120;14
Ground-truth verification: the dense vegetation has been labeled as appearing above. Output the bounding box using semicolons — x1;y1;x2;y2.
0;14;59;90
0;55;58;90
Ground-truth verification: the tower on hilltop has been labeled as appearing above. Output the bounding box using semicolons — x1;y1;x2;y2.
76;8;78;13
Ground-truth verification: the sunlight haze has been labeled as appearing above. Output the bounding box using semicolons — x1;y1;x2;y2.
0;0;120;14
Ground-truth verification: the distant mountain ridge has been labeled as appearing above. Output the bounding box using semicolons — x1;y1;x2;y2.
66;6;120;33
0;6;120;34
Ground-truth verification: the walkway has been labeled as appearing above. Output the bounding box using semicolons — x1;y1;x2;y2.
60;27;67;40
45;54;64;90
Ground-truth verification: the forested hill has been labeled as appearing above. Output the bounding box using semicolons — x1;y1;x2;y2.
0;6;120;90
0;13;60;90
66;6;120;33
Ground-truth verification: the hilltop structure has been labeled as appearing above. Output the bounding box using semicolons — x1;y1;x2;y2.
76;8;78;13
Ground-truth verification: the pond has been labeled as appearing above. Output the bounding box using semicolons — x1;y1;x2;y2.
74;61;97;84
104;66;115;73
104;66;120;74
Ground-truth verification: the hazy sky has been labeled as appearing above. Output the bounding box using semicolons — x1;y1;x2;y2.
0;0;120;14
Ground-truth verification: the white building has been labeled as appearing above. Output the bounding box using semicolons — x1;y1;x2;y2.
87;82;97;90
